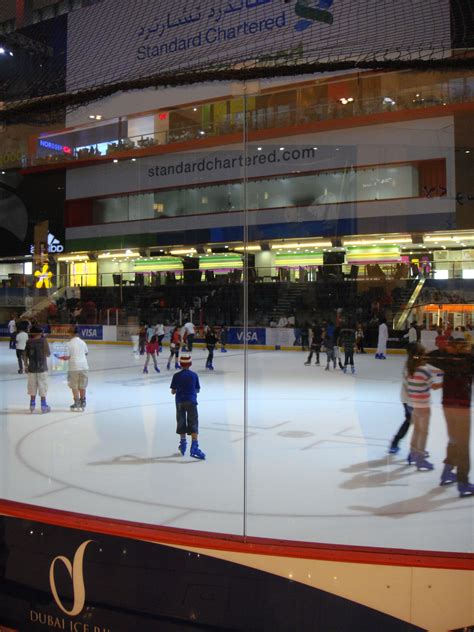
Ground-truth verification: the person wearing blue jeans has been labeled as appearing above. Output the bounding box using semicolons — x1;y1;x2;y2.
170;353;205;459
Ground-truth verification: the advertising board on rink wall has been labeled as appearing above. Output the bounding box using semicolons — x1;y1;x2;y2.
0;515;424;631
66;0;450;92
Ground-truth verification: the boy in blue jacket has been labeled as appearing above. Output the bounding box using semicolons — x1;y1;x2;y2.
170;353;206;459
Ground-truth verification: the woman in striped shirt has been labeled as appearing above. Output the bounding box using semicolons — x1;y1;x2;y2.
403;344;442;470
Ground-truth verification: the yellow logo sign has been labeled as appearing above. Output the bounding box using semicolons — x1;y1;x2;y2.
49;540;94;616
34;263;53;289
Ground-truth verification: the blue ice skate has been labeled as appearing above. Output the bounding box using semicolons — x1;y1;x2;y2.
190;441;206;460
41;401;51;414
458;482;474;497
440;465;457;486
178;437;187;456
154;365;160;373
143;367;148;373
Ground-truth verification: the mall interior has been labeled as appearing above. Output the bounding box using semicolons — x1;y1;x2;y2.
0;1;473;631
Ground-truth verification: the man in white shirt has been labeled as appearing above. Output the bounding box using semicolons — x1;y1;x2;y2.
183;321;196;352
8;314;17;349
403;321;418;349
15;325;29;374
62;327;89;411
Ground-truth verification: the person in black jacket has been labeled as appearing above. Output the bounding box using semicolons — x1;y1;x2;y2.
428;338;474;497
25;326;51;413
205;326;218;371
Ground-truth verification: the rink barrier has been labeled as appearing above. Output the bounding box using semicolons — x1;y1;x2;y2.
0;499;471;571
1;323;412;353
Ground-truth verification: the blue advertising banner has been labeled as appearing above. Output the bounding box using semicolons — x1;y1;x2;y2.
227;327;266;345
77;325;103;341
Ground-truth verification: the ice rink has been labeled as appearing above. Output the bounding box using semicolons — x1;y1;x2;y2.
1;342;473;554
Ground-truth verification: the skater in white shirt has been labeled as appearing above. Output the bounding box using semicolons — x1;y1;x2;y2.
61;327;89;411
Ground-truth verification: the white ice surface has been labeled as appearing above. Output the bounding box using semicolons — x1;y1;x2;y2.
1;343;473;553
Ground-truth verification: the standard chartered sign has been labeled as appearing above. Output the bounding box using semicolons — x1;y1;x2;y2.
66;145;351;200
67;0;449;92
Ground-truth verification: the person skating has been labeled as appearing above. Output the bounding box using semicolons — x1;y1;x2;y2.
205;326;218;370
138;321;147;355
170;353;205;459
375;318;388;359
428;337;474;497
143;333;160;373
8;314;17;350
339;323;356;374
61;327;89;411
25;325;51;413
355;323;365;353
167;326;182;370
403;343;441;470
323;329;336;371
220;325;228;353
182;320;196;352
333;324;345;370
15;323;28;374
155;320;165;352
304;323;322;365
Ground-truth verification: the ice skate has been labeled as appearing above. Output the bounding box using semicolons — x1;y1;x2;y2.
415;455;434;471
178;437;187;456
41;402;51;414
439;465;456;486
190;440;206;460
325;366;329;371
221;348;227;353
80;397;86;410
154;365;160;373
175;363;180;369
29;403;35;413
70;400;84;412
143;367;148;373
388;445;400;454
208;364;214;371
304;361;311;366
166;363;170;370
458;482;474;497
375;353;380;359
351;366;355;374
343;366;347;374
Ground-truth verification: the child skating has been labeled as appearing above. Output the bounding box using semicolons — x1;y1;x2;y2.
25;325;51;413
170;353;205;459
167;326;182;370
61;326;89;411
143;333;160;373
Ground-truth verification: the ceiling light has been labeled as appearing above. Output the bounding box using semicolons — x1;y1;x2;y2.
271;240;332;249
257;147;262;151
113;159;118;163
169;248;197;255
0;48;5;54
131;158;136;162
233;245;261;251
279;147;285;151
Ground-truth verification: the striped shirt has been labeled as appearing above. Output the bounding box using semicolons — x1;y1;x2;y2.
403;366;434;408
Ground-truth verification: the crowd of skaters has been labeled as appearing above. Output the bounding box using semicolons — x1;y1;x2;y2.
5;313;474;479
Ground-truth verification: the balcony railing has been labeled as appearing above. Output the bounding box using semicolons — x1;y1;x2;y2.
27;78;474;168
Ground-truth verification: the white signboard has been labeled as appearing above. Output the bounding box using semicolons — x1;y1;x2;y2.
67;0;451;92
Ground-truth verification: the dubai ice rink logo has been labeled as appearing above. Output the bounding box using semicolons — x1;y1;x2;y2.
294;0;334;31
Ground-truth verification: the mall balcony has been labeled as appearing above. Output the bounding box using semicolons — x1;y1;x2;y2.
10;70;474;174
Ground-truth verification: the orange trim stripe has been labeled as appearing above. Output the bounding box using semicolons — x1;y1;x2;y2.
0;500;472;570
